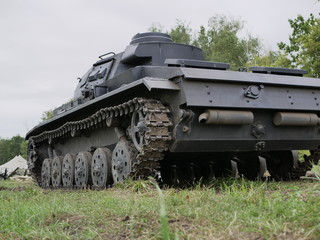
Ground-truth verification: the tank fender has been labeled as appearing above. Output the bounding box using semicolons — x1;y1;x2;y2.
141;77;180;91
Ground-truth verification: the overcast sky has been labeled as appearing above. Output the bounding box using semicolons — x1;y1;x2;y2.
0;0;319;139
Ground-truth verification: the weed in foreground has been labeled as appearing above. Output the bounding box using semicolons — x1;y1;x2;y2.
113;177;156;193
310;164;320;180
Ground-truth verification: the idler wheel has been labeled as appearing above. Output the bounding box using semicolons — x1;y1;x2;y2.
51;156;63;188
41;158;52;188
131;109;147;151
112;138;137;183
62;153;76;188
75;151;92;188
91;148;113;188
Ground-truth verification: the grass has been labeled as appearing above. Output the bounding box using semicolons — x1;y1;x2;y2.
312;164;320;179
298;150;310;162
0;178;319;240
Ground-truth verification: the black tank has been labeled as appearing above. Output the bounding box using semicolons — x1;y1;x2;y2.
26;32;319;188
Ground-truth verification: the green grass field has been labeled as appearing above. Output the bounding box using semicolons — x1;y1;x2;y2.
0;178;319;240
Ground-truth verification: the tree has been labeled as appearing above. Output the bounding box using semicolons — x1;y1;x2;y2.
193;15;261;70
20;140;28;160
149;20;193;45
0;135;27;165
41;109;54;121
278;13;320;77
148;22;164;33
249;51;291;68
0;139;9;164
151;15;262;70
168;20;192;45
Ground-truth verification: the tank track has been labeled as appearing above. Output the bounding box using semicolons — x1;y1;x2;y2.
130;100;172;178
27;98;172;186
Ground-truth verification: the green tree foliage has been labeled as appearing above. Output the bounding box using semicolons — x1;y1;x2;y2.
0;135;27;165
168;20;192;45
149;15;262;70
148;22;164;33
0;139;8;164
278;13;320;77
20;140;28;160
250;51;291;68
41;109;54;121
194;15;261;70
150;20;193;45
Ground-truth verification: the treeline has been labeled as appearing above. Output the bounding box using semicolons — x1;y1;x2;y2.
0;136;27;165
149;13;319;78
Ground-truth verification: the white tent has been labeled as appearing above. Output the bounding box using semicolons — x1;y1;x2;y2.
0;155;28;176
